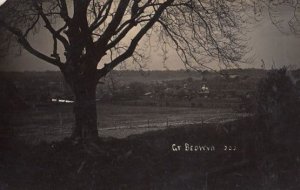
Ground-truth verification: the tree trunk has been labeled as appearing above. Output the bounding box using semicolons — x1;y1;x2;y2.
72;81;98;141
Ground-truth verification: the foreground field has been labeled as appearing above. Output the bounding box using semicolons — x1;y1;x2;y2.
1;117;299;190
9;104;248;143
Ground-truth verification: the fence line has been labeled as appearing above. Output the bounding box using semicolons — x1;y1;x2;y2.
10;113;251;137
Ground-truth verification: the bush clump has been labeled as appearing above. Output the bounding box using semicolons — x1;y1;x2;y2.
256;67;299;144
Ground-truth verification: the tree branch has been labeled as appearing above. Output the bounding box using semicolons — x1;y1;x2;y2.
33;0;69;49
97;0;175;79
0;19;63;68
94;0;131;52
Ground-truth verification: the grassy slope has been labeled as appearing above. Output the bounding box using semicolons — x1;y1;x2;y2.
0;117;299;190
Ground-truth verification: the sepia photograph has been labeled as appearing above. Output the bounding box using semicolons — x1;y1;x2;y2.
0;0;300;189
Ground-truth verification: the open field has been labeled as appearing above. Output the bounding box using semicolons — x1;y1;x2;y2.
8;103;248;143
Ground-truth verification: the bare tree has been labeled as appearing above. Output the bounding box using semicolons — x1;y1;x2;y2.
0;0;248;141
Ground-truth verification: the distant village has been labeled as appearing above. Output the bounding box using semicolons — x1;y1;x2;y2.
2;69;300;112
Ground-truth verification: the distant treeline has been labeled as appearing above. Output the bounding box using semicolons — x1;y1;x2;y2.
1;68;300;84
0;68;270;83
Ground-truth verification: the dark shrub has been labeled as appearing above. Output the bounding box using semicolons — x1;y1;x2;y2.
256;67;299;144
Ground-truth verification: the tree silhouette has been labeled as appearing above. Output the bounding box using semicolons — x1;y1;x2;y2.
0;0;248;141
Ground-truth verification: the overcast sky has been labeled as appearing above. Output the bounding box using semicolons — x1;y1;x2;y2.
1;4;300;72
